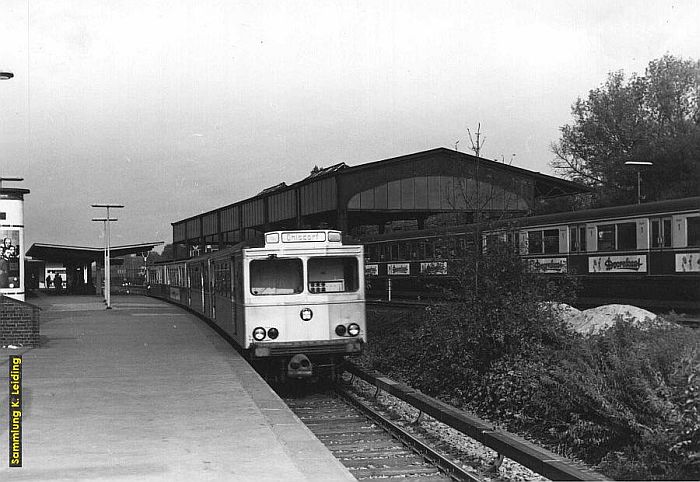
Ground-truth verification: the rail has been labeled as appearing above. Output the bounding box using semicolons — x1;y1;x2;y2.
343;362;609;481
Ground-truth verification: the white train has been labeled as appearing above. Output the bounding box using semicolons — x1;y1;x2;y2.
147;230;366;380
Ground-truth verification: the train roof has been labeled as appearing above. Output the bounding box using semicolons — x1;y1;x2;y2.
361;196;700;242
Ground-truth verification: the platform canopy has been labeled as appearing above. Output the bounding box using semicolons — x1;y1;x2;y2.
26;241;163;263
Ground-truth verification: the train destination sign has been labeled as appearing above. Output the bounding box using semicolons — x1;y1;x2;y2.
589;255;647;273
281;232;326;243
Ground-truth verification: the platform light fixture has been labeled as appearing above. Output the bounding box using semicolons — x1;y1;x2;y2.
624;161;653;204
0;71;13;80
91;203;124;309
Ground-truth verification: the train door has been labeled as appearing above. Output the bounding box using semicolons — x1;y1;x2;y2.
650;216;673;274
233;253;243;337
204;259;212;319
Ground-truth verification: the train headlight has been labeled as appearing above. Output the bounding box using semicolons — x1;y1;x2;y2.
253;327;266;341
335;324;347;336
347;323;360;337
267;327;279;339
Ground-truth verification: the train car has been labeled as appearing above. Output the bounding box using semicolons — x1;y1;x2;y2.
362;197;700;309
148;230;366;380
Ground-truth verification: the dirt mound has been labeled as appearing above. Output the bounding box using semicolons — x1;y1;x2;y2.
568;304;658;335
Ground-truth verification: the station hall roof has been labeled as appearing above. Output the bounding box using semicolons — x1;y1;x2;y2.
171;147;591;247
26;242;164;263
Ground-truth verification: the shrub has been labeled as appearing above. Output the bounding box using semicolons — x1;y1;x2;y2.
360;239;700;480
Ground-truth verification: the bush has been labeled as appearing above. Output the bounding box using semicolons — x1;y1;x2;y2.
360;240;700;480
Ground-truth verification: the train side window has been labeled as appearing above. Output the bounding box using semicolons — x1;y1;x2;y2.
308;257;359;293
579;226;587;251
597;225;615;251
398;242;410;260
663;218;672;247
527;231;543;254
543;229;560;254
421;240;434;259
250;258;303;295
617;222;637;250
688;216;700;247
390;243;399;261
569;227;578;251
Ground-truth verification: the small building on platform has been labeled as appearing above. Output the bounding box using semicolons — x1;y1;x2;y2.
25;242;163;294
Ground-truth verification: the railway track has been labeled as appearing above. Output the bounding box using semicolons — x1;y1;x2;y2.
281;384;481;481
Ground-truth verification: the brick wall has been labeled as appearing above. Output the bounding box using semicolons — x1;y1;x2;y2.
0;295;40;347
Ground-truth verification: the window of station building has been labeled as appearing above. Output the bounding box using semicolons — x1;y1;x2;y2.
308;257;359;293
250;258;303;295
688;216;700;247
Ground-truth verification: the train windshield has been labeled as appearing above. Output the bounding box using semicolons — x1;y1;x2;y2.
308;257;359;293
250;258;303;295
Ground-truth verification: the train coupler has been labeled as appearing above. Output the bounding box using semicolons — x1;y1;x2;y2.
287;354;313;379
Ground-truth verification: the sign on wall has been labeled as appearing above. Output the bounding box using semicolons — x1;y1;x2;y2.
676;253;700;272
0;229;21;289
420;261;448;275
387;263;410;275
365;264;378;276
527;257;568;273
589;255;647;273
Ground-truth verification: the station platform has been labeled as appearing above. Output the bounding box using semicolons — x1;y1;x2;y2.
0;294;355;481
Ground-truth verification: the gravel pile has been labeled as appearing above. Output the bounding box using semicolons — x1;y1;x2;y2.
348;378;549;482
545;302;660;335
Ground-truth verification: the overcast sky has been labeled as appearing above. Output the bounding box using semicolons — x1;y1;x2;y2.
1;1;699;250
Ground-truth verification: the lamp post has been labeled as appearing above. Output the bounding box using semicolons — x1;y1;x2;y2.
624;161;653;204
91;203;124;309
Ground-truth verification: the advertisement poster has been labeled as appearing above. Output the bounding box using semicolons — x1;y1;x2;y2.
420;261;448;275
589;255;647;273
527;258;568;273
675;253;700;272
364;264;378;276
387;263;410;275
0;229;21;289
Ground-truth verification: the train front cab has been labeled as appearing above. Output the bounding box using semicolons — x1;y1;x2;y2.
242;231;366;379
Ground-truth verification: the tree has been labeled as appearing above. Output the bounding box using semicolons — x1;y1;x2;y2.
552;54;700;206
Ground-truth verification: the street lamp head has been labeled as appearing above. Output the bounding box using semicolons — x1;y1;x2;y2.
92;203;125;208
624;161;653;167
0;71;14;80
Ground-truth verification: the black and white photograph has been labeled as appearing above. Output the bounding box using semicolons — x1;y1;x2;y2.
1;1;699;480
